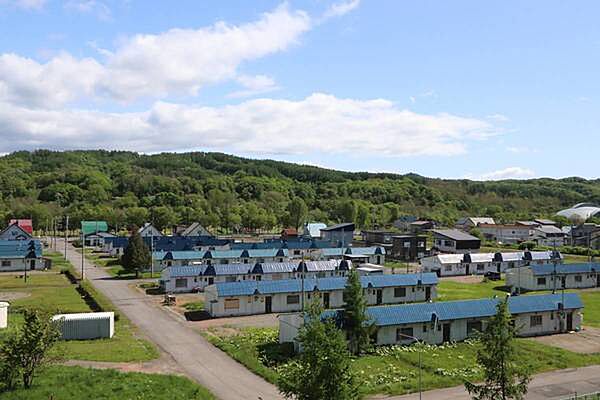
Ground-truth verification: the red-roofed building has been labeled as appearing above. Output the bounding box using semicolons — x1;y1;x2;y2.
9;219;33;235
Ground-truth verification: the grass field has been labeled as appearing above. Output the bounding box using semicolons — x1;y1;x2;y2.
0;254;158;362
0;366;215;400
82;250;159;279
436;278;507;301
205;327;600;396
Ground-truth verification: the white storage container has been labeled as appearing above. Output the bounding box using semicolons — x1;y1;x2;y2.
0;302;8;329
52;311;114;340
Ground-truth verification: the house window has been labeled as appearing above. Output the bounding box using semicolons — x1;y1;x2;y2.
537;278;546;286
508;262;515;268
467;320;483;335
422;325;427;333
404;242;411;248
175;278;187;288
224;298;240;310
575;275;582;282
418;241;425;247
294;250;301;255
445;265;452;271
225;276;236;283
477;264;484;271
287;295;300;305
394;287;406;298
396;327;414;341
530;315;542;327
1;260;11;267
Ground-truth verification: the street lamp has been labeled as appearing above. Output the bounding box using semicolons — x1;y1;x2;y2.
397;333;423;400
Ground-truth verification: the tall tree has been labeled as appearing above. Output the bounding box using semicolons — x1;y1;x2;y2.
121;230;152;277
277;301;359;400
465;299;531;400
0;309;60;390
342;269;374;355
286;197;308;230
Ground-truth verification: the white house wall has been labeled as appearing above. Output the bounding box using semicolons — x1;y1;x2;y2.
0;257;45;272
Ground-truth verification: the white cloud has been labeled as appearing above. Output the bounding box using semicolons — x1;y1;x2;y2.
227;74;280;98
65;0;111;21
486;113;509;122
322;0;360;19
467;167;535;181
506;146;537;154
0;3;311;106
1;0;46;9
0;93;497;156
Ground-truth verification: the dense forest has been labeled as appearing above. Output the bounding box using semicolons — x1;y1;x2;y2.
0;150;599;233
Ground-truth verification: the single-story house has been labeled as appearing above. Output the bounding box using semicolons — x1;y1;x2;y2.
0;239;45;272
362;230;395;245
432;229;481;254
506;263;600;292
205;273;438;317
533;225;566;247
0;222;33;241
317;246;386;264
174;222;213;237
160;260;354;293
455;217;495;231
421;251;562;277
279;293;583;347
8;219;33;235
84;231;116;247
477;223;532;244
320;223;354;246
409;220;435;233
138;223;163;238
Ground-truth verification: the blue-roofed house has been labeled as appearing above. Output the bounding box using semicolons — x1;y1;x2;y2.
0;239;45;272
159;265;208;293
506;263;600;292
279;293;584;346
205;273;438;317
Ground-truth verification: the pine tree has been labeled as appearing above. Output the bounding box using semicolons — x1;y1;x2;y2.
121;230;151;277
277;300;359;400
465;299;532;400
342;269;374;355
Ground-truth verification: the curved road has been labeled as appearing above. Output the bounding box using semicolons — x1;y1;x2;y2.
56;238;282;400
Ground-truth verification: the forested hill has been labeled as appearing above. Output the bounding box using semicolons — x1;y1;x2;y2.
0;150;599;232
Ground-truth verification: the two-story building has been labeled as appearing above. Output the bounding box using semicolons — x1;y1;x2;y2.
432;229;481;254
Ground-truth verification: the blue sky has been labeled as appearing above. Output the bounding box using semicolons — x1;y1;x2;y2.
0;0;598;179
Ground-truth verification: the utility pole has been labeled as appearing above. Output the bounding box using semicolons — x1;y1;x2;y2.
64;215;69;260
81;227;85;280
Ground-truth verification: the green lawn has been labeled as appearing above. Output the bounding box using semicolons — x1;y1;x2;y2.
183;301;205;311
0;259;158;362
436;278;507;302
205;327;600;397
0;366;215;400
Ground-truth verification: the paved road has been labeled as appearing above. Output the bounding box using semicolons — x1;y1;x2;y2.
378;364;600;400
56;239;282;400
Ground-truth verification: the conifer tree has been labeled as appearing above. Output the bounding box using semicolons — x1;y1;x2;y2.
465;299;531;400
121;230;151;277
342;268;374;355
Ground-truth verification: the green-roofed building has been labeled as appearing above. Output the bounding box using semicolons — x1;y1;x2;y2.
81;220;109;236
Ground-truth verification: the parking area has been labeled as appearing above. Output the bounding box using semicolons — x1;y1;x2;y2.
440;274;486;284
530;327;600;354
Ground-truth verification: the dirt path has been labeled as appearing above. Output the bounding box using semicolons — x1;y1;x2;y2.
63;352;184;375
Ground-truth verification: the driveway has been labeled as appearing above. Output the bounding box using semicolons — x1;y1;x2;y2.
376;365;600;400
56;238;282;400
531;327;600;354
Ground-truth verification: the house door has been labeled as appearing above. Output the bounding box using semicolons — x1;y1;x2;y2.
29;260;35;270
425;287;431;301
597;274;600;287
561;277;566;289
567;313;573;331
323;292;330;309
208;277;214;285
435;270;441;278
376;290;383;305
497;263;501;273
376;256;381;264
465;264;470;275
265;296;272;313
442;323;451;342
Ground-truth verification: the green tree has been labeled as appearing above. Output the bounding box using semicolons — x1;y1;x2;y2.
151;205;179;231
0;309;60;390
286;197;308;230
277;301;359;400
465;299;531;400
121;230;151;277
342;269;374;355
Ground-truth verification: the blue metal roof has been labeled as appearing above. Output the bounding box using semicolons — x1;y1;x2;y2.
164;251;205;260
347;246;386;255
167;265;207;278
361;293;583;327
213;273;437;297
530;263;600;276
205;264;252;276
300;260;340;272
252;262;298;274
204;249;243;259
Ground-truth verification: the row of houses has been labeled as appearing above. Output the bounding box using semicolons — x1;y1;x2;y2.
0;239;45;272
506;263;600;292
205;272;438;317
160;260;354;293
279;293;583;347
152;246;386;271
421;251;563;277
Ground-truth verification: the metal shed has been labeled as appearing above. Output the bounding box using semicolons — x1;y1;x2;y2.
52;311;114;340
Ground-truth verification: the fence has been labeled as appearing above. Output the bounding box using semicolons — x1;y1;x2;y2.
562;392;600;400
